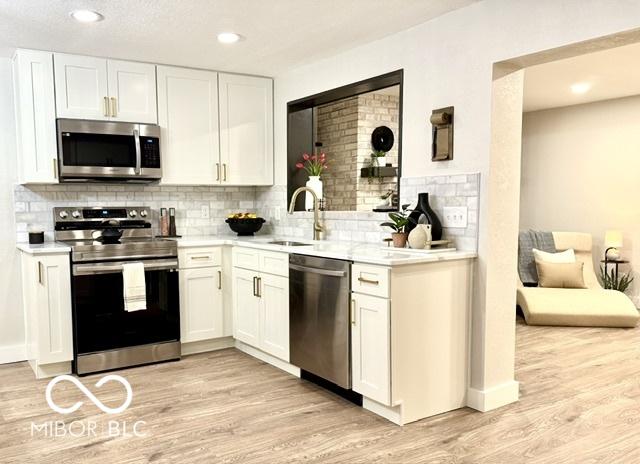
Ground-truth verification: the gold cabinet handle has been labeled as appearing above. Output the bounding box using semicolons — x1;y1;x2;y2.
256;276;262;298
190;255;210;260
216;163;220;181
103;96;109;117
52;158;58;179
252;276;258;297
37;261;44;285
217;270;222;290
110;97;117;117
357;277;379;285
350;299;356;325
223;164;227;182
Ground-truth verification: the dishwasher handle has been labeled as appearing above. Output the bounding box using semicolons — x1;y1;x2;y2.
289;263;347;278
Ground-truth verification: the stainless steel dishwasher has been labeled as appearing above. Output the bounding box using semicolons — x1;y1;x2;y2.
289;254;351;389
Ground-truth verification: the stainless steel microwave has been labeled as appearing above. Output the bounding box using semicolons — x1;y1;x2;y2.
57;119;161;183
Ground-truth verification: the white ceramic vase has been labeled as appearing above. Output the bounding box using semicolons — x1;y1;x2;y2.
305;176;323;210
376;156;387;167
407;224;432;249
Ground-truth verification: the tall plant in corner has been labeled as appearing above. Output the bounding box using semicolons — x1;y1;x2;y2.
600;265;634;293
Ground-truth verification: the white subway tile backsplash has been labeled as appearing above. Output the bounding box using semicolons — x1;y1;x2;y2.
13;184;257;238
13;173;479;251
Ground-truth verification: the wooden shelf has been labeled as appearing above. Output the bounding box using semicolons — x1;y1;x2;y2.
360;166;398;178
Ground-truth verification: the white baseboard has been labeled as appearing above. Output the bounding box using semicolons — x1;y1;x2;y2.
467;380;519;412
0;344;26;364
235;341;300;377
362;398;403;425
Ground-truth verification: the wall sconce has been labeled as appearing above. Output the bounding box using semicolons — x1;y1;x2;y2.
430;106;454;161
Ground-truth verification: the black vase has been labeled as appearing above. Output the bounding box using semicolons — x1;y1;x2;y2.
406;193;443;240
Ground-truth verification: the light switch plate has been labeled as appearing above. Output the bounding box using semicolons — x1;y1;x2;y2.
200;205;210;219
442;206;467;228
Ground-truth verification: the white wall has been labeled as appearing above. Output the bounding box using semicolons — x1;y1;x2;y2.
273;0;640;404
0;57;25;363
521;96;640;306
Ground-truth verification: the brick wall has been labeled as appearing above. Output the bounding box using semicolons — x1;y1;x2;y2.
315;96;358;210
315;89;400;211
356;91;400;211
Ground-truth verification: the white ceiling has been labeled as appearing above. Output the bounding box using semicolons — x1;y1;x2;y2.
0;0;477;76
524;41;640;112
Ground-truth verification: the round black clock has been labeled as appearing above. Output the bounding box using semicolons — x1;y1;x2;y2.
371;126;394;152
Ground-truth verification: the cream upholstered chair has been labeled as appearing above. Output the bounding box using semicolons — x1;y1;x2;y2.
517;232;639;328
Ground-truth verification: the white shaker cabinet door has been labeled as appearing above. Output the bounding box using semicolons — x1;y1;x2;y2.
158;66;220;185
180;267;224;343
54;53;109;120
218;73;273;185
12;49;58;183
233;268;261;347
107;59;157;123
258;273;289;362
351;293;391;406
30;254;73;364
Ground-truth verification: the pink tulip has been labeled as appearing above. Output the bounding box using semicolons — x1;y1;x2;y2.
302;153;310;161
295;163;304;169
311;155;317;161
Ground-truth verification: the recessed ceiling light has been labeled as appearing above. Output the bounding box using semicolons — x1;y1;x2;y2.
570;82;591;94
70;10;104;23
217;32;242;44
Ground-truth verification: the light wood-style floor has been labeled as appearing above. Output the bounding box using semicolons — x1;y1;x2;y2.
2;317;640;464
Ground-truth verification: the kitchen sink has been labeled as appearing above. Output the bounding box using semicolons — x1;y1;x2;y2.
268;240;313;246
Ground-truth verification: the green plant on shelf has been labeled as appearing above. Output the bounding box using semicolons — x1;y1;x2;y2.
599;265;634;292
367;150;387;184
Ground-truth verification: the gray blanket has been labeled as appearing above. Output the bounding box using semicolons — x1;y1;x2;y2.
518;230;556;286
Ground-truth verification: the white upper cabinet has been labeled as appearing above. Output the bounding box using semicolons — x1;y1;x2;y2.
54;54;109;120
157;66;220;185
12;49;58;184
107;60;157;123
219;73;273;185
54;53;157;123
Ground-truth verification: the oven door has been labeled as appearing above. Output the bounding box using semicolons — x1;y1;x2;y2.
57;119;161;181
71;259;180;357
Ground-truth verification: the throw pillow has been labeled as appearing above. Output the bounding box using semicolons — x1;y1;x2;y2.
535;261;586;289
532;248;576;264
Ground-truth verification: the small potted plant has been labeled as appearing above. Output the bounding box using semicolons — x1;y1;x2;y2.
367;149;388;184
295;153;328;211
380;206;414;248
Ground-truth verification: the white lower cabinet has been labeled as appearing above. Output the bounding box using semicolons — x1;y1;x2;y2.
179;266;223;343
259;273;289;361
20;252;73;377
232;248;289;361
351;293;391;405
233;267;261;347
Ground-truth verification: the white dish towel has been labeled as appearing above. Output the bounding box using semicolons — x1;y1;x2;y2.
122;262;147;312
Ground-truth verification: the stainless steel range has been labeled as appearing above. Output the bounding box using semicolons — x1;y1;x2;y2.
54;206;180;375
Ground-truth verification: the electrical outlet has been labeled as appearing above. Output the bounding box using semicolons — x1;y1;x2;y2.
274;206;281;221
200;205;210;219
442;206;467;228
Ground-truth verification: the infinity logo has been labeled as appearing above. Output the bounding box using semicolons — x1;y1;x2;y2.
45;374;133;415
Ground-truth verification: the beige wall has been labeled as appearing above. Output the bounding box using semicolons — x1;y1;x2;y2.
521;96;640;306
0;57;25;362
273;0;640;406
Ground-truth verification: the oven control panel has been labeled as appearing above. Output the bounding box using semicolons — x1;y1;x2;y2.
54;206;151;222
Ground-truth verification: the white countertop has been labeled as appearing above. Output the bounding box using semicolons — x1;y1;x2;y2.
175;235;477;266
16;235;477;265
16;242;72;255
